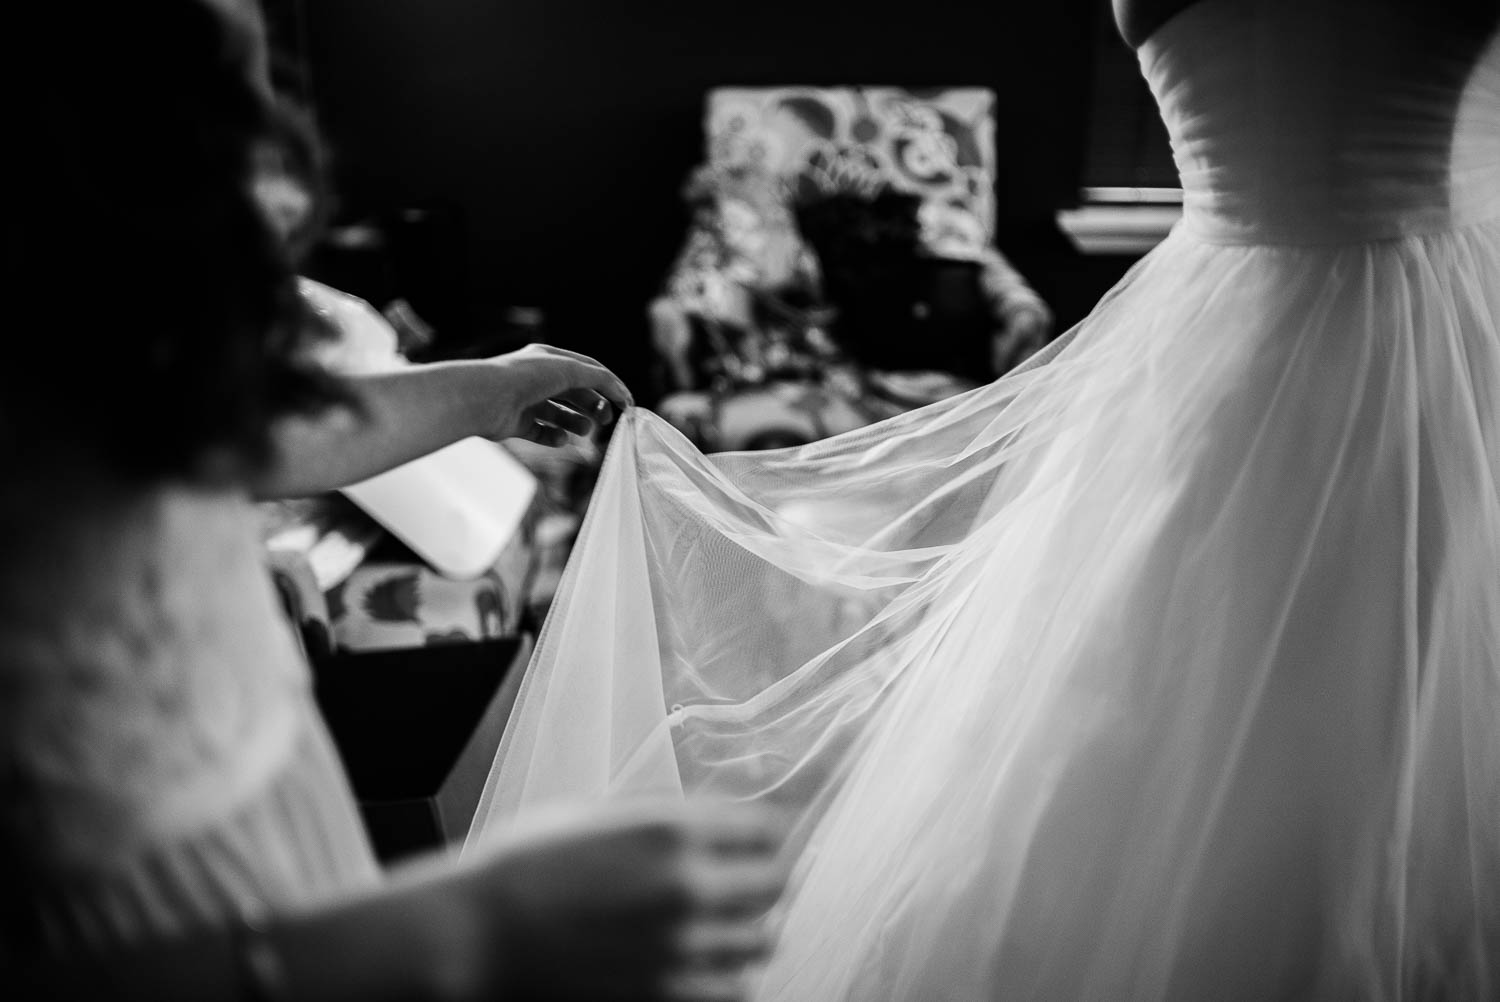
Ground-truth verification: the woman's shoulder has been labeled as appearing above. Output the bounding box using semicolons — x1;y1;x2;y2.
0;477;313;864
0;476;304;698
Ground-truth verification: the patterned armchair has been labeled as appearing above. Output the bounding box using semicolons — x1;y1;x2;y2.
650;85;1053;439
710;86;1000;256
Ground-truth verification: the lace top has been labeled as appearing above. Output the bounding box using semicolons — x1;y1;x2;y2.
0;478;378;953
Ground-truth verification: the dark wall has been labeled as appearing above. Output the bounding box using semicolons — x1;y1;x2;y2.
297;0;1111;388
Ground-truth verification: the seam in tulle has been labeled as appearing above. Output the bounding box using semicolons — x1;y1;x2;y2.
1172;210;1500;250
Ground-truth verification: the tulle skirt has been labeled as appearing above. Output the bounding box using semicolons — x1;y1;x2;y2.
468;219;1500;1000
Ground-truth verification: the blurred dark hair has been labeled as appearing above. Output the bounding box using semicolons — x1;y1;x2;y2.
262;96;338;262
0;0;345;482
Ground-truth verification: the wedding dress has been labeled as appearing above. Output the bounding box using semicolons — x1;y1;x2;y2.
469;0;1500;996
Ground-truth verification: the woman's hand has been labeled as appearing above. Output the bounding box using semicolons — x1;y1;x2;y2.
481;344;636;446
12;800;787;1002
451;800;790;1001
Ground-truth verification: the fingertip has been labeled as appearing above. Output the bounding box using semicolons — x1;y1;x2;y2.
588;394;619;425
605;374;635;409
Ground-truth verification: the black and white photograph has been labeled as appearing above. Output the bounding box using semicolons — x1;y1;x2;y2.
4;0;1499;998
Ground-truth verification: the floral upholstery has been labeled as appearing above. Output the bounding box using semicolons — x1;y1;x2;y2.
649;86;1052;450
327;558;524;653
264;453;592;655
706;87;999;260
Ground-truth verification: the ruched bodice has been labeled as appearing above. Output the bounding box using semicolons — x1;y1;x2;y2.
1142;0;1500;245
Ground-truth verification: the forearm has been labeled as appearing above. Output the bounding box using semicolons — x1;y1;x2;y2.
11;879;476;1002
254;361;505;499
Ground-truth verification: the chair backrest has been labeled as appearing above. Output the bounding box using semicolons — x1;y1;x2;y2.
705;86;998;258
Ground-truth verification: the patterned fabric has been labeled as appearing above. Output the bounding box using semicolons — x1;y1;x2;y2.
651;86;1053;418
263;431;607;653
266;493;548;654
327;559;523;653
664;164;821;310
657;368;973;453
706;87;998;259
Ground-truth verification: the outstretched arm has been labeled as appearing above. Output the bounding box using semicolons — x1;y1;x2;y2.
14;882;458;1002
252;345;634;499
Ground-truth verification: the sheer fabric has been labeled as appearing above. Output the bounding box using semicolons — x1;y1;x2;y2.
470;1;1500;997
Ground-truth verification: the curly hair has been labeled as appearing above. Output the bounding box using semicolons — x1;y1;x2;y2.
0;0;345;482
